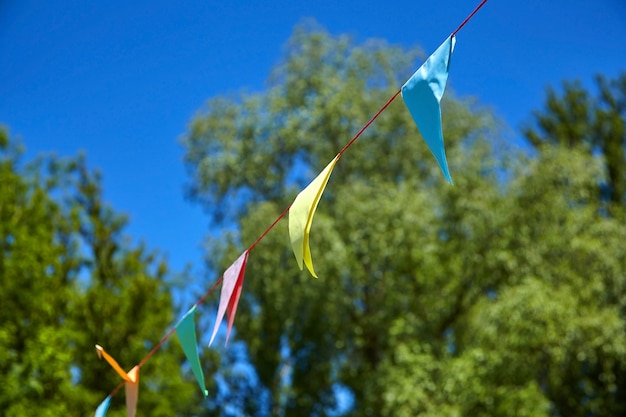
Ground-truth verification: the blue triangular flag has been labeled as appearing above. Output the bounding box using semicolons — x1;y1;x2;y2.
94;395;111;417
175;305;209;396
402;35;456;184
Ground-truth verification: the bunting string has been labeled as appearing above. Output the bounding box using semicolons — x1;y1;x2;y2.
92;0;489;413
451;0;488;37
249;87;403;253
95;275;226;404
138;274;225;369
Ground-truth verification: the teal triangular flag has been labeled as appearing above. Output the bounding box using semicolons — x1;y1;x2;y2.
94;395;111;417
402;35;456;184
175;305;209;396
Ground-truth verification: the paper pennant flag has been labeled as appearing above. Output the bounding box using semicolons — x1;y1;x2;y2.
402;35;456;184
95;344;133;382
125;366;140;417
175;305;209;396
289;155;340;278
209;250;250;346
94;395;111;417
94;346;139;417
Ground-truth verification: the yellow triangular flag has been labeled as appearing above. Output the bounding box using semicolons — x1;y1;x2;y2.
289;155;339;278
95;344;132;382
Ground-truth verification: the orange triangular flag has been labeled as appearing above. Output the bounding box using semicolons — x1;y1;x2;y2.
95;344;132;382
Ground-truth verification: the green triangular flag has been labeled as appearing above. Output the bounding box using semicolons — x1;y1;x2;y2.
175;305;208;396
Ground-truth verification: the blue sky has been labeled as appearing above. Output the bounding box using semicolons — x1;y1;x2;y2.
1;0;625;275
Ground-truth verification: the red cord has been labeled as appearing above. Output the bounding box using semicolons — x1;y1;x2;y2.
337;88;402;159
98;0;488;403
452;0;488;37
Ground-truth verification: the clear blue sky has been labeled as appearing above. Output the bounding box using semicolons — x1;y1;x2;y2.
1;0;625;274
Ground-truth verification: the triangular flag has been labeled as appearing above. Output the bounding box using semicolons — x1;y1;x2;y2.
175;305;209;396
209;250;250;346
94;395;111;417
125;366;140;417
289;155;340;277
95;344;133;382
402;35;456;184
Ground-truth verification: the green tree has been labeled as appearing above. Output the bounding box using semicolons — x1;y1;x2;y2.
0;127;208;416
0;129;82;416
183;24;626;417
381;146;626;417
523;73;626;215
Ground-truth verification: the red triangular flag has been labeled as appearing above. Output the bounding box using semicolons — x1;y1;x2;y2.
209;250;249;346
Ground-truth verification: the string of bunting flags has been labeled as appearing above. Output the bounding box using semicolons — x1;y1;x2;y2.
93;1;488;415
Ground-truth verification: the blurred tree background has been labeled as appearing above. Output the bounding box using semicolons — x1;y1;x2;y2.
0;128;209;416
1;23;624;417
182;24;626;417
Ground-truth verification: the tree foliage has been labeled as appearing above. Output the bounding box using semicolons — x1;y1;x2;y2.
0;127;206;416
183;24;626;417
523;74;626;216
